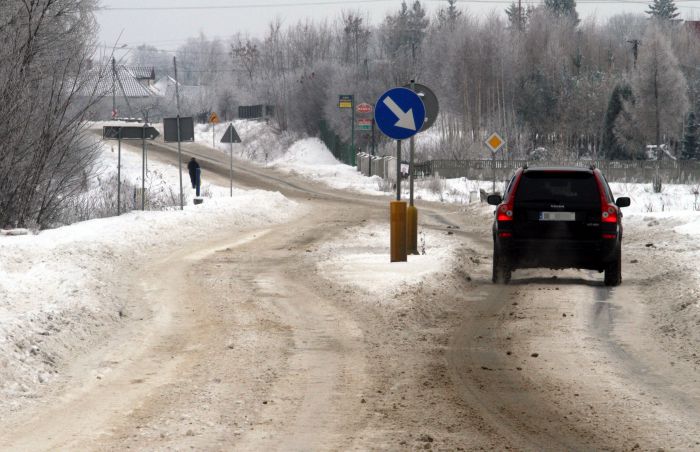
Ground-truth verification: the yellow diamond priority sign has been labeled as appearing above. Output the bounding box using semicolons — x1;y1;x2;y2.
209;112;220;124
485;132;505;153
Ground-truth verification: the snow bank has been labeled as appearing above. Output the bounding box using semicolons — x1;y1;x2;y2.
0;142;302;412
315;224;460;299
275;137;341;166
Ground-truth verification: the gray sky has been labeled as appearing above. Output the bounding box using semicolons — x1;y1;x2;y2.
96;0;700;54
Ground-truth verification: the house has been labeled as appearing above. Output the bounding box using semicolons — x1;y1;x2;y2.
645;144;677;161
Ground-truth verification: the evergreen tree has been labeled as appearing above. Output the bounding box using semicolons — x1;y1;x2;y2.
437;0;462;30
615;25;689;157
544;0;580;24
682;111;699;159
602;84;633;159
646;0;680;20
506;2;527;30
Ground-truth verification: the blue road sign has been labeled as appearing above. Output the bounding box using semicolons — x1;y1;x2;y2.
375;87;426;140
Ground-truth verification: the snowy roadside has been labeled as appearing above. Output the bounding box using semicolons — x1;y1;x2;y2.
315;223;462;301
0;143;302;414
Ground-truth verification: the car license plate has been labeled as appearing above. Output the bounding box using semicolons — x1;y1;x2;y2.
539;211;575;221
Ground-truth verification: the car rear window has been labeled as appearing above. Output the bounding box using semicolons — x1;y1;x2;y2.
515;172;600;204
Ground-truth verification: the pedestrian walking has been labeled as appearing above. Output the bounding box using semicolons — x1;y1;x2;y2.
187;157;200;189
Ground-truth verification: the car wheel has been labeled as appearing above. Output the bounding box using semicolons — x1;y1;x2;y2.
604;245;622;287
492;242;511;285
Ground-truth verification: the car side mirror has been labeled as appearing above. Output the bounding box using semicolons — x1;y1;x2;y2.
616;197;630;208
487;194;502;206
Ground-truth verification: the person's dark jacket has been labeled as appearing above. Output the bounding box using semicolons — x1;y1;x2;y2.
187;158;200;187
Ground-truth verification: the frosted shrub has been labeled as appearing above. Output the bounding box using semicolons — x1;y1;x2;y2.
427;176;444;196
652;175;663;193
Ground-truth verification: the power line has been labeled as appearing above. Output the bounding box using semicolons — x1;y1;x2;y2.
98;0;700;8
99;0;393;11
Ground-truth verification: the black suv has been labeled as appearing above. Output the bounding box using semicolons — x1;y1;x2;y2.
487;166;630;286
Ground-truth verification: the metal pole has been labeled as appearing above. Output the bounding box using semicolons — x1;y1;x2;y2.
371;116;376;156
369;116;375;176
230;135;234;197
492;151;496;193
351;94;355;166
212;123;215;149
117;129;121;216
174;56;183;210
409;80;416;207
396;140;402;201
142;123;146;210
111;58;116;119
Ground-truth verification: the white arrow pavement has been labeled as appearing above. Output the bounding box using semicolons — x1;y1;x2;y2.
383;96;416;131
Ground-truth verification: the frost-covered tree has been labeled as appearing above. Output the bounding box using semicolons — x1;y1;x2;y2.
505;2;528;30
646;0;680;20
0;0;103;228
616;25;689;155
682;111;699;159
129;44;171;76
602;84;633;159
544;0;579;24
436;0;462;30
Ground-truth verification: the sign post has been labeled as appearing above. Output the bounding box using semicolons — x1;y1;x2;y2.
485;132;506;193
209;111;220;148
375;87;426;263
356;102;374;174
338;94;354;165
220;123;242;197
103;125;161;214
117;128;121;215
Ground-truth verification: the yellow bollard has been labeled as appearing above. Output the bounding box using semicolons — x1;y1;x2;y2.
406;205;418;255
390;201;407;262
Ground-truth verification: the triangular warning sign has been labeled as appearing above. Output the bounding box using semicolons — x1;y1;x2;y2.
220;123;242;143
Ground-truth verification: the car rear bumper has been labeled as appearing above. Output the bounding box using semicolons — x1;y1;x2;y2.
498;237;619;270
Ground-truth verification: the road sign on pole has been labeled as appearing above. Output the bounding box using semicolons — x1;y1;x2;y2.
356;118;373;131
220;123;242;143
209;112;220;124
485;132;506;193
103;126;159;140
403;82;439;132
163;117;195;142
356;103;373;114
485;132;505;153
221;123;242;197
375;87;426;141
338;95;353;109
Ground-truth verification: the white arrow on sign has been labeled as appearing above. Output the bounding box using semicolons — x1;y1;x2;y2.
383;96;416;131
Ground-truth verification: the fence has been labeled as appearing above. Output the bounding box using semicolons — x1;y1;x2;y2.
355;153;395;181
415;159;700;184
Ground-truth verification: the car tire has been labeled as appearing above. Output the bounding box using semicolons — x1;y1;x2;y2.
604;245;622;287
492;242;511;285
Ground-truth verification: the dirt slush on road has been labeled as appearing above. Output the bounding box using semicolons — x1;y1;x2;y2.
1;135;699;450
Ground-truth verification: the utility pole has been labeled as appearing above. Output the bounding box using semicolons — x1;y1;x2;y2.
111;58;116;119
173;56;184;210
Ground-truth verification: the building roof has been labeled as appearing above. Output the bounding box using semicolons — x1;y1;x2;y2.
78;65;157;98
129;66;156;80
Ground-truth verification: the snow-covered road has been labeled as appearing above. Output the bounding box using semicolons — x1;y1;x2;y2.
1;123;699;449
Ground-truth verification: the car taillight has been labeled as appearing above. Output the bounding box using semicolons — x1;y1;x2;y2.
497;203;514;221
601;203;618;223
593;171;618;224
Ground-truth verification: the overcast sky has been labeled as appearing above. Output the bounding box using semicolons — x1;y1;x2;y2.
96;0;700;53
